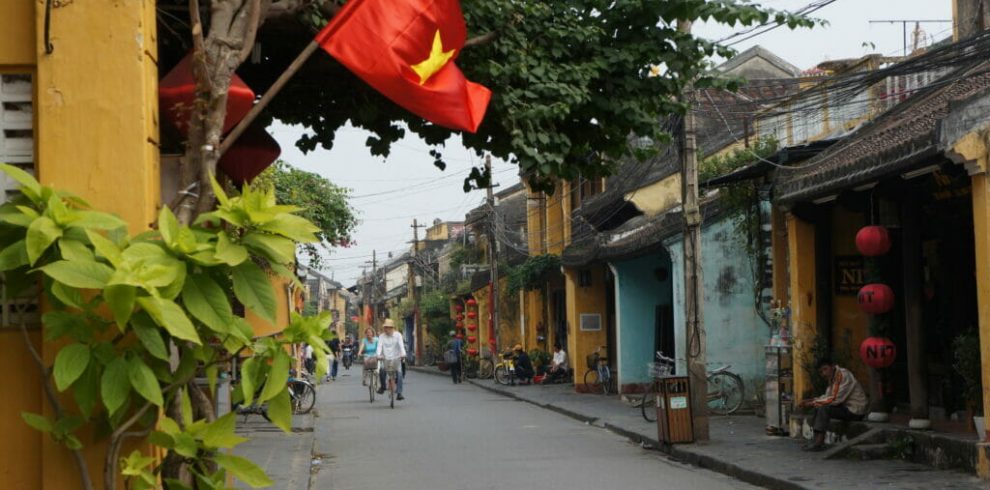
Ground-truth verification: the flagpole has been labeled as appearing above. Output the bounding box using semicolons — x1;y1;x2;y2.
219;39;322;156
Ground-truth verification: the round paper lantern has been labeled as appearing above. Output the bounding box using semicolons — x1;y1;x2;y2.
456;314;464;321
455;321;464;328
857;283;895;314
467;335;477;343
454;304;464;313
466;347;479;356
860;337;896;368
466;298;477;306
466;324;478;332
856;226;892;256
467;311;477;319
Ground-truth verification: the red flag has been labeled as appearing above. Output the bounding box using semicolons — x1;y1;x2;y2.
316;0;491;133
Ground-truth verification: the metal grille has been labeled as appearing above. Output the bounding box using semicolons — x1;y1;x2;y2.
0;73;39;327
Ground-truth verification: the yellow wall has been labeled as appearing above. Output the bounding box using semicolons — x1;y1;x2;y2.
246;278;294;338
0;331;42;488
546;183;565;255
626;174;682;217
830;207;870;384
473;284;492;355
0;1;35;66
522;289;545;350
564;266;608;387
787;213;818;400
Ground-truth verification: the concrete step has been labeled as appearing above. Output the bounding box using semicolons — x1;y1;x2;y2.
846;443;894;460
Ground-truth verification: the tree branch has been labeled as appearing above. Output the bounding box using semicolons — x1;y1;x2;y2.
237;0;264;65
18;315;94;490
464;31;498;48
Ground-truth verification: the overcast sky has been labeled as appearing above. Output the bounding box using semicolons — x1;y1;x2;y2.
271;0;953;286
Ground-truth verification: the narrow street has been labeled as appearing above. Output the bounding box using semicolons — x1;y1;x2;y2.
308;369;754;490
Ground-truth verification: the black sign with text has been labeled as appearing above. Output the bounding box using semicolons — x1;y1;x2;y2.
835;256;865;295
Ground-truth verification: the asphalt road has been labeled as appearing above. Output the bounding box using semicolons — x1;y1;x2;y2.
310;368;755;490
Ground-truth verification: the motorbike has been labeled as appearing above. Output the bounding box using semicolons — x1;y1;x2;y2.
342;346;353;370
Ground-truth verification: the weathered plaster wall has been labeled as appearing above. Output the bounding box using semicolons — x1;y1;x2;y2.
831;206;870;385
565;266;609;387
611;252;673;389
667;215;767;397
627;174;681;217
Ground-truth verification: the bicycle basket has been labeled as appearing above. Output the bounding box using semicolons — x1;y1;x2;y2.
586;352;600;370
648;362;672;378
363;357;378;370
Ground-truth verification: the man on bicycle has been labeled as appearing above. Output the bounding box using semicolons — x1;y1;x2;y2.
376;319;407;400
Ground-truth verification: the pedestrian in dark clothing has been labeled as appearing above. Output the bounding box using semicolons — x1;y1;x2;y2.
513;344;534;385
327;336;341;381
447;330;464;384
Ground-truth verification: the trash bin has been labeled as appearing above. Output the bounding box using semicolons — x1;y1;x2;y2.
656;375;694;444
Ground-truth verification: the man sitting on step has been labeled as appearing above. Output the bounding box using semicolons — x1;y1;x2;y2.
797;358;868;452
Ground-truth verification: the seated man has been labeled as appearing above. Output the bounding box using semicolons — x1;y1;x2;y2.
546;343;569;382
798;359;868;451
512;344;534;385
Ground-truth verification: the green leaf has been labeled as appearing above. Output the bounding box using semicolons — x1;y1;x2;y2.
209;173;229;207
240;357;259;406
242;233;297;265
201;413;247;449
121;450;156;476
173;432;198;458
40;260;113;289
49;281;84;309
42;311;86;341
104;284;136;329
101;357;130;415
259;351;289;403
214;453;274;488
182;274;234;333
63;434;83;450
231;261;277;324
26;216;62;265
131;313;169;361
158;206;180;249
0;240;29;271
128;356;163;406
85;229;123;266
137;296;202;345
0;163;42;202
58;238;94;262
214;233;248;266
21;412;54;433
73;363;100;418
258;214;321;243
53;343;91;391
266;388;292;433
159;416;181;436
148;430;175;449
67;210;127;231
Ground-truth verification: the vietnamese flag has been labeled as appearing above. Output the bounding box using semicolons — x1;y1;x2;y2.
316;0;491;133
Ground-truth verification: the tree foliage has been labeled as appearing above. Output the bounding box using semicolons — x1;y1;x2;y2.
506;254;561;295
168;0;816;192
254;160;358;269
0;164;330;490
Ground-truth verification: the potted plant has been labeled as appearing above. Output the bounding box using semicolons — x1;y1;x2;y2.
529;349;551;375
952;330;984;439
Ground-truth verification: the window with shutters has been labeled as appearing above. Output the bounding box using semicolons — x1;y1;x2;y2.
0;73;39;327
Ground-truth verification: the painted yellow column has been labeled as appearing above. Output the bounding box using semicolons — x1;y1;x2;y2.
971;172;990;478
786;213;817;402
34;1;160;488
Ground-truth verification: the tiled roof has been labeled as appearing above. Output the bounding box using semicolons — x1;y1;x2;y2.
776;63;990;204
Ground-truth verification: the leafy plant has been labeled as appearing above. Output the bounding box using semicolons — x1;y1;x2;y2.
506;254;561;296
953;330;983;415
529;349;551;373
0;163;330;490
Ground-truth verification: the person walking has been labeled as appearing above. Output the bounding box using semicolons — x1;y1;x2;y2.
327;334;341;381
447;330;464;384
376;319;407;400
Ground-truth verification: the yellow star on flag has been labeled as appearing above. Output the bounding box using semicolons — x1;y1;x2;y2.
410;30;456;85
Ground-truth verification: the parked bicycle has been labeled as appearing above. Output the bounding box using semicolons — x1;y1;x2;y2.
462;348;495;380
233;369;316;421
583;346;613;395
637;352;745;422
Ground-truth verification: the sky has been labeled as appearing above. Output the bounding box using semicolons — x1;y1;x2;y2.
271;0;953;287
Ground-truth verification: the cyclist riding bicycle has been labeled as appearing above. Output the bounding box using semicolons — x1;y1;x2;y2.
376;319;407;400
359;327;379;386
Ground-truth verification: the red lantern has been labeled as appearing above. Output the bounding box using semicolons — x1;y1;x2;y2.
466;347;479;356
860;336;896;368
455;333;464;340
466;298;477;306
454;305;464;312
488;338;497;347
467;311;477;319
217;125;281;184
467;335;477;343
159;52;255;136
857;284;895;314
466;324;477;332
456;314;464;321
350;316;359;322
455;321;464;328
856;226;892;256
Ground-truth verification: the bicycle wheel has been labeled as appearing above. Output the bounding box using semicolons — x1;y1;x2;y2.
290;380;316;414
707;372;744;415
477;359;494;379
584;369;603;394
494;365;509;385
367;371;375;403
600;368;613;395
640;382;658;422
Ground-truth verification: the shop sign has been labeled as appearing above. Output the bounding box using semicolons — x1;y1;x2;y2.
834;256;865;295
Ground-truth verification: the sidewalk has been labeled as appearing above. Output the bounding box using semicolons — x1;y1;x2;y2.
411;366;985;490
232;400;320;489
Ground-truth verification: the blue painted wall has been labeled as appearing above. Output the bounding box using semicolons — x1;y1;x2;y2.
665;214;768;398
610;251;673;389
